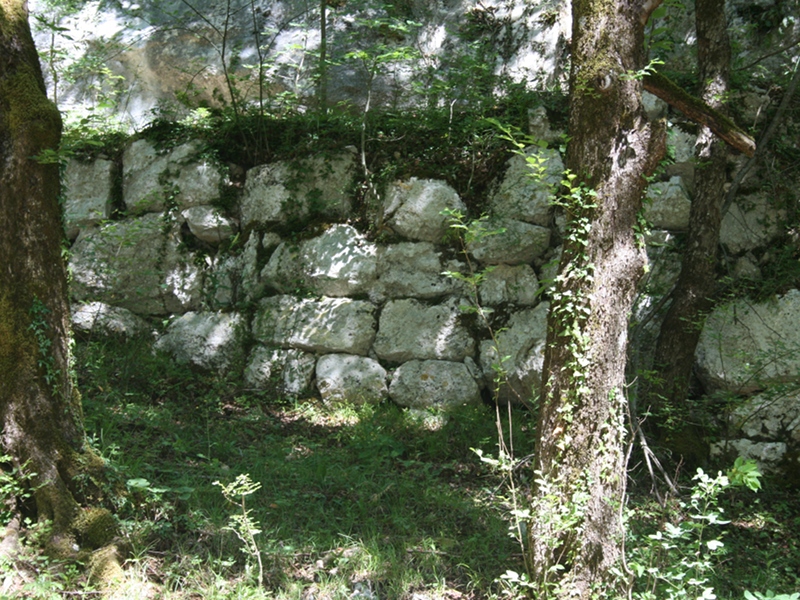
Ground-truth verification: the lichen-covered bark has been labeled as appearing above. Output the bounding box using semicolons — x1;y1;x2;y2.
647;0;731;453
528;1;665;597
0;0;105;547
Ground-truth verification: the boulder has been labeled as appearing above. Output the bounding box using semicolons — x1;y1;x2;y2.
695;289;800;393
710;439;788;474
720;192;785;254
154;311;243;370
316;354;388;405
244;346;316;396
729;390;800;443
63;158;114;240
490;146;563;227
241;152;355;228
479;302;549;404
252;295;377;355
373;298;475;363
383;178;466;243
372;242;467;301
467;218;551;265
123;139;226;214
181;205;236;244
389;360;482;410
300;224;378;296
478;264;540;306
644;176;691;231
69;213;202;315
71;302;151;338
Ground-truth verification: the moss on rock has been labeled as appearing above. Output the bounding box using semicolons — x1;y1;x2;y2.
72;507;118;549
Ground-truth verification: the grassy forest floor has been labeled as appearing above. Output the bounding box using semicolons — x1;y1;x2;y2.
4;335;800;599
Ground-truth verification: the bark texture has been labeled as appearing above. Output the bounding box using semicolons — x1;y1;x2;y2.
647;0;731;449
528;1;665;597
0;0;104;549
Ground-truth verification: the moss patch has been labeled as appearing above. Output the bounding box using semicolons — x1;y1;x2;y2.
72;507;118;549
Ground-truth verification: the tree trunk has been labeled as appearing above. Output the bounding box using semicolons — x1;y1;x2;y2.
0;0;106;553
527;1;666;597
647;0;730;453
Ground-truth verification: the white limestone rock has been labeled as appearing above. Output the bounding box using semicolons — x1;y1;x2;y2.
69;213;202;315
154;311;242;371
467;218;551;265
695;289;800;393
71;301;151;338
241;152;355;228
389;360;482;410
123;139;226;214
383;178;466;243
710;439;787;474
479;302;549;404
252;295;377;355
181;205;236;244
244;346;316;396
478;264;540;306
645;177;691;231
316;354;388;405
729;391;800;443
373;298;475;363
490;146;563;226
63;158;114;240
301;224;378;296
372;242;467;301
721;192;785;254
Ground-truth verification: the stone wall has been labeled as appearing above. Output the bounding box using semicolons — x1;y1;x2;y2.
66;111;800;476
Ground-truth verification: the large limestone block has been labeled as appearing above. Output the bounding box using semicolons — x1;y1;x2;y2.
252;295;377;355
490;147;563;226
301;224;378;296
479;302;549;404
373;299;475;363
123;139;226;214
69;214;202;315
729;391;800;443
710;439;788;474
389;360;482;410
241;152;355;228
181;205;236;244
154;311;242;370
644;176;691;231
244;346;316;396
721;192;785;254
467;218;551;265
478;264;540;306
71;301;151;338
316;354;388;405
63;158;114;239
696;289;800;393
383;178;466;243
372;242;466;301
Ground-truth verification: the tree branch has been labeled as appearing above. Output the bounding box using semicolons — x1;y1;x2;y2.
643;70;756;156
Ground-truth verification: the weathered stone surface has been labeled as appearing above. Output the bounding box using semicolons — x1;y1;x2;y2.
241;152;355;228
527;106;562;144
301;224;378;296
479;302;549;404
373;299;475;363
154;311;242;370
252;295;377;355
384;178;466;243
389;360;482;410
182;205;236;244
478;264;540;306
645;176;691;231
123;140;225;214
468;218;551;265
69;214;202;315
63;158;114;239
729;391;800;443
372;242;466;301
695;289;800;393
710;439;788;474
669;128;696;163
71;302;151;338
244;346;316;396
721;192;785;254
261;242;303;294
240;233;264;301
490;147;563;226
316;354;388;405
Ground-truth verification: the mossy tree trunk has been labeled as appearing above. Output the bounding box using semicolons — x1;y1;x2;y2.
647;0;731;453
0;0;104;550
527;1;666;597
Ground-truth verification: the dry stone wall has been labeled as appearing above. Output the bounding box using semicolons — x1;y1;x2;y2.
65;120;800;474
